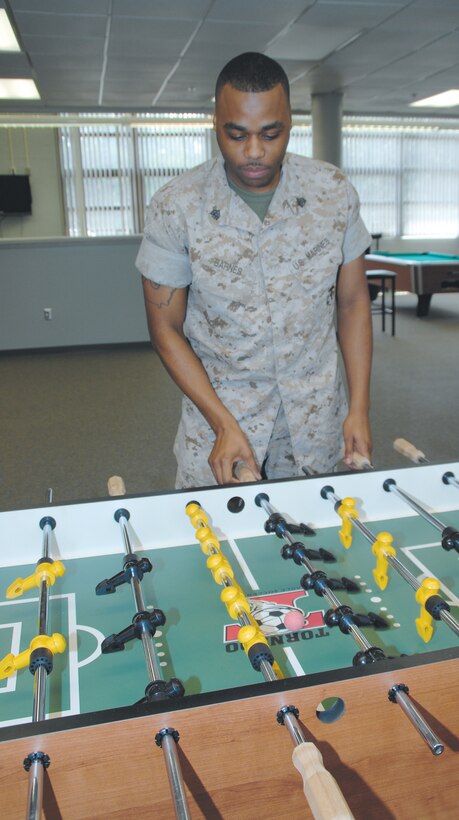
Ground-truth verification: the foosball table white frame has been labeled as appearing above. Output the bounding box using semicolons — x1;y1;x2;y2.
0;462;458;819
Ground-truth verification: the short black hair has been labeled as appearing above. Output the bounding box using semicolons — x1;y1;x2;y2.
215;52;290;104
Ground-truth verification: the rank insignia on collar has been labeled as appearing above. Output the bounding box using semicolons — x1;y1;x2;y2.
210;207;220;220
296;197;306;208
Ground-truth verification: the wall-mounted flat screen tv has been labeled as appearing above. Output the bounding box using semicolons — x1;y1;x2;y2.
0;174;32;215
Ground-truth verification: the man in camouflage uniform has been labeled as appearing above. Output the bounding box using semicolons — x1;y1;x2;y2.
136;52;372;488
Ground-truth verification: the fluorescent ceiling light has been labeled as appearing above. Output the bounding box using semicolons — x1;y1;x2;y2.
411;89;459;108
0;9;20;51
0;79;40;99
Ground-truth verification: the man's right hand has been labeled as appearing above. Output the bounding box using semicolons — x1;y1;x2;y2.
208;418;261;485
142;277;261;487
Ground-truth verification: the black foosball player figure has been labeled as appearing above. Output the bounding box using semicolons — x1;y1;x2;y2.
95;507;191;818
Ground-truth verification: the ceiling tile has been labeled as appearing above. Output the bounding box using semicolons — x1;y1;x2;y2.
266;24;364;61
1;0;459;115
209;0;312;25
14;12;107;37
112;0;210;18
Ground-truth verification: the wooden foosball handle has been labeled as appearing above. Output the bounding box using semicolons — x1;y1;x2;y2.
107;475;126;496
292;742;354;820
233;461;258;483
351;452;373;470
393;438;426;463
339;445;373;470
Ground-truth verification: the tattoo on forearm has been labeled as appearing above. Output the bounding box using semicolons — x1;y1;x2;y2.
143;277;176;308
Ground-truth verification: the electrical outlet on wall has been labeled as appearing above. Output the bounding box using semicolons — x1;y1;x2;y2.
43;308;52;320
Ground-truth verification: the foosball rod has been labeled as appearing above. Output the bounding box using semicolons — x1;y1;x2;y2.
301;448;373;479
254;494;378;659
32;520;53;720
320;489;448;755
26;517;65;820
277;705;355;819
234;450;373;485
392;445;459;492
185;501;277;684
383;478;459;554
443;471;459;491
112;508;190;820
343;451;374;470
106;479;181;687
114;510;163;681
0;515;67;818
389;685;444;756
186;502;354;820
337;448;374;471
26;518;53;819
321;487;459;641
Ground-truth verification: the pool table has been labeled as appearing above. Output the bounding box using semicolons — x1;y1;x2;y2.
365;252;459;317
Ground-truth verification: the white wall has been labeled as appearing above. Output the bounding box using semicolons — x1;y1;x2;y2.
1;124;458;352
0;237;149;351
0;129;150;351
376;237;459;254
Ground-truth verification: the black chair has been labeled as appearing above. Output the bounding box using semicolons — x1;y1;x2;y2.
366;270;396;336
371;232;382;251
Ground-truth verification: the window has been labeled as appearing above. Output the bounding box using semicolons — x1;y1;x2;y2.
59;118;212;236
400;128;459;237
136;125;212;207
342;126;401;237
288;125;312;157
291;119;459;239
59;115;459;239
342;121;459;238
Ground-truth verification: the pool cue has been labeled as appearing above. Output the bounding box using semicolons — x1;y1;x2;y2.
383;477;459;554
393;438;429;464
186;502;354;820
103;479;190;820
254;493;385;665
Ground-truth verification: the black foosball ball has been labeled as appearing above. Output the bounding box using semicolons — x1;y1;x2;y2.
0;461;458;818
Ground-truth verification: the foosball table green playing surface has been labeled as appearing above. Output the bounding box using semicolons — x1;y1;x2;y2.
0;462;458;818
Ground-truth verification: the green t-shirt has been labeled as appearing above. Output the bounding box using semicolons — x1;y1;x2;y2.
227;174;276;223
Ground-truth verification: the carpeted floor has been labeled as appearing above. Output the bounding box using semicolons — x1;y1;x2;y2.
369;292;459;467
0;344;181;509
0;291;458;510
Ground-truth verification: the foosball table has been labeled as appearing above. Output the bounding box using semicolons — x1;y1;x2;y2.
0;461;458;818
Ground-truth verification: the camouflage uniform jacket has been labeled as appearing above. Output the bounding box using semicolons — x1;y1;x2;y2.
136;152;371;485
